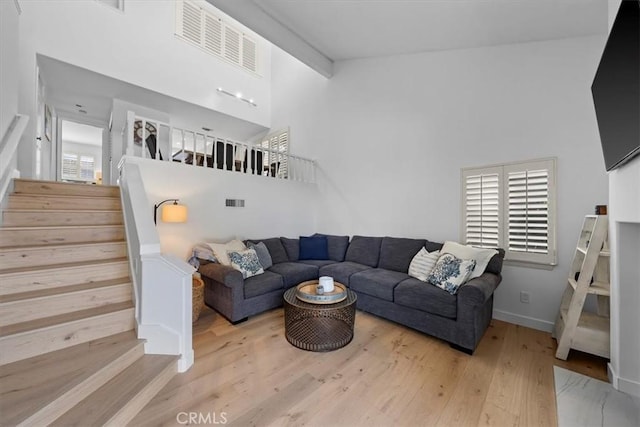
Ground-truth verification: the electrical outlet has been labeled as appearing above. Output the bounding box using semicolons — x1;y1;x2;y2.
520;291;531;304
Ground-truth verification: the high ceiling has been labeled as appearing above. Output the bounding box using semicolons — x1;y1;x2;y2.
208;0;608;77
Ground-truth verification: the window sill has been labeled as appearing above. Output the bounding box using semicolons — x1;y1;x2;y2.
503;259;557;271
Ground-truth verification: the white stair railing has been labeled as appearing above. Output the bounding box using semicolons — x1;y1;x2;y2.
0;114;29;207
123;111;316;183
118;156;194;373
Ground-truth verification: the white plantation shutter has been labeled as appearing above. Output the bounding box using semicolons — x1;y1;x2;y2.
461;158;556;266
79;156;95;180
504;159;555;264
62;153;78;180
204;14;223;56
175;0;259;74
258;129;290;178
223;25;241;65
177;0;202;45
463;169;501;248
242;35;257;72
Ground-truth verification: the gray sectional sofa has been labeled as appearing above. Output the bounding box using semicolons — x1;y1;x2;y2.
198;235;504;353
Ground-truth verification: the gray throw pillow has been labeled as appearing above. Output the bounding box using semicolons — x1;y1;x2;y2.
248;241;273;269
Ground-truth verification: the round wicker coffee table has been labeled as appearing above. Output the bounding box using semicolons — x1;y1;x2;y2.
283;283;357;352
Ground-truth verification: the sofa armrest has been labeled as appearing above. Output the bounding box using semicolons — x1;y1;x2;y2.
198;263;243;288
457;272;502;307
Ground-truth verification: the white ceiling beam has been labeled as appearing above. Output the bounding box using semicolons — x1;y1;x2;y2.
206;0;333;78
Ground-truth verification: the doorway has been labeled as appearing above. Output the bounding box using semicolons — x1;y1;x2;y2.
58;120;105;185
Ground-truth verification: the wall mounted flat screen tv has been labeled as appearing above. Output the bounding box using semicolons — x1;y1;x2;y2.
591;0;640;171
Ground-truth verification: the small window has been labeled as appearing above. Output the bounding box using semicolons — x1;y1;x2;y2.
175;0;260;75
461;158;557;266
62;152;96;183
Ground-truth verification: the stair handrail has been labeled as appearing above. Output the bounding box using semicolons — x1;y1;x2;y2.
118;156;194;372
0;114;29;205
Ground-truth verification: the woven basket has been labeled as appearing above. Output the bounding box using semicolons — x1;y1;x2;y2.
192;276;205;323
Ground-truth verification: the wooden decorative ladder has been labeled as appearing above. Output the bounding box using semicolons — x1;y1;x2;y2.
554;215;610;360
0;179;177;425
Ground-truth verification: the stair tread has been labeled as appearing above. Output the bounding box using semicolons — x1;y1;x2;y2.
0;239;126;252
0;224;124;231
0;256;128;276
3;208;123;213
10;193;121;200
0;331;141;425
0;301;134;338
51;354;178;427
14;178;119;190
0;277;132;304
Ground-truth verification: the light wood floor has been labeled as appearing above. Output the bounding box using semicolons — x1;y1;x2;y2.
131;307;608;427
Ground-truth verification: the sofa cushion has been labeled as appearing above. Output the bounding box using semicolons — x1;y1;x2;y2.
378;237;426;273
319;261;372;286
299;235;329;260
350;269;410;302
427;253;476;295
248;241;273;269
297;259;338;268
248;238;288;265
425;240;444;253
394;278;457;319
281;237;300;261
268;262;318;287
228;248;264;279
345;236;383;267
313;233;350;261
486;248;505;275
244;271;284;299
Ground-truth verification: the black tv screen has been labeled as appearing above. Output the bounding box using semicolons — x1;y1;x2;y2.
591;0;640;171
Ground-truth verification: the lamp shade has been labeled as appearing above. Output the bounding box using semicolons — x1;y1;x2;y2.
161;203;188;223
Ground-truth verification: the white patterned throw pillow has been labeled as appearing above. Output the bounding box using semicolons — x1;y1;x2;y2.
408;248;441;281
207;239;246;266
427;253;476;295
228;248;264;279
441;241;497;279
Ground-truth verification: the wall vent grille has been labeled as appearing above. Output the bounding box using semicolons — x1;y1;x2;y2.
225;199;245;208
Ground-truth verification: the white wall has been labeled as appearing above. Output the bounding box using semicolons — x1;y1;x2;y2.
271;35;610;330
0;1;20;140
17;0;272;179
129;158;319;260
608;157;640;397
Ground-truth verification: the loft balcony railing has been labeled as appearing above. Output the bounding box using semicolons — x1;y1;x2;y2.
123;111;316;184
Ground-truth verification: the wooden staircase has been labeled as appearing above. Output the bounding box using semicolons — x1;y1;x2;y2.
0;179;177;426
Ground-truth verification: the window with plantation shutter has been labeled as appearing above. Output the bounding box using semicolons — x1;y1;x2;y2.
463;168;502;249
175;0;260;75
62;152;96;183
62;153;79;180
258;129;290;179
461;158;556;266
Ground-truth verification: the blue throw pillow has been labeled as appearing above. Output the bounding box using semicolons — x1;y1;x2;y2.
299;235;329;260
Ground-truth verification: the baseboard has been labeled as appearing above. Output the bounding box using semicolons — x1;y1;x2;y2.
493;309;555;332
608;364;640;398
